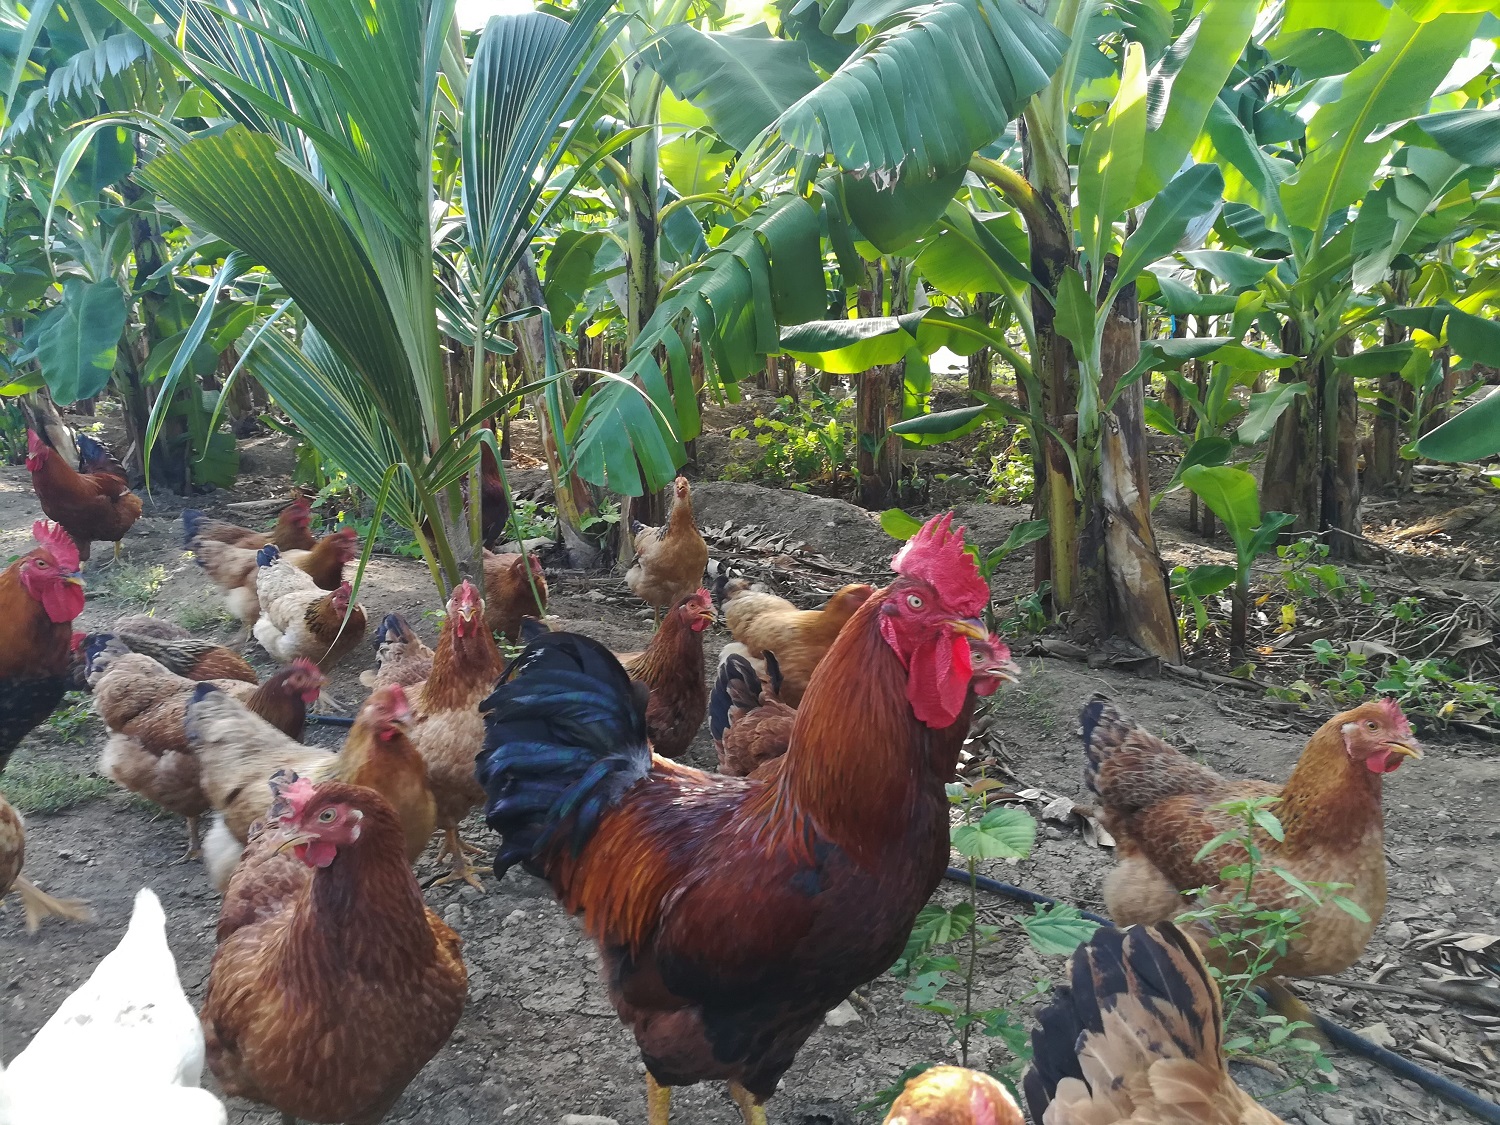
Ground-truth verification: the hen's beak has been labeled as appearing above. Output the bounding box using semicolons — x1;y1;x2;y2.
274;831;317;857
1385;741;1424;760
947;617;989;641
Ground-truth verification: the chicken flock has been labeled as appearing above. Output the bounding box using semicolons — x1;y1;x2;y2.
0;437;1427;1125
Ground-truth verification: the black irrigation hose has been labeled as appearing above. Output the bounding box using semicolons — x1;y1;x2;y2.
307;712;355;727
944;868;1500;1125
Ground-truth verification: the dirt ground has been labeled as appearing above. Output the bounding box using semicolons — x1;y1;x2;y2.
0;432;1497;1125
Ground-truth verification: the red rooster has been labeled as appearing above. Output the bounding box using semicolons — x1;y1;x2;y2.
26;430;142;565
0;520;86;767
478;513;1016;1123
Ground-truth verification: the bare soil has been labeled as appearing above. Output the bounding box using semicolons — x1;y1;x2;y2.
0;426;1497;1125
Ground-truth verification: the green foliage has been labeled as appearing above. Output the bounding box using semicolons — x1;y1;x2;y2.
5;749;113;814
879;779;1094;1109
725;392;854;488
45;694;95;745
1174;796;1374;1093
100;563;166;607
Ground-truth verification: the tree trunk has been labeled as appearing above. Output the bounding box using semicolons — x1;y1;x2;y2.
1094;283;1182;662
1263;320;1318;532
968;293;993;396
119;174;165;486
505;254;604;568
855;282;903;508
1322;335;1361;560
1369;278;1407;492
1422;346;1455;434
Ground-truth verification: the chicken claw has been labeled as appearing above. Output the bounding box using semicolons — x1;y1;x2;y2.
429;827;486;892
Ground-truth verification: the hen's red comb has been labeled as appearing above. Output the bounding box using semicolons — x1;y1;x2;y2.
452;578;481;605
1378;697;1413;738
31;520;79;571
891;513;989;617
268;770;318;822
375;682;412;722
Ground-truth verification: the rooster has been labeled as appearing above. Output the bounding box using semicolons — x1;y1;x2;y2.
712;635;1018;779
188;683;434;891
482;549;548;643
626;476;709;626
25;430;142;565
407;579;507;890
616;588;715;759
479;513;1018;1123
1024;922;1284;1124
1083;696;1420;989
89;647;324;858
251;544;367;670
189;527;357;631
717;580;874;706
0;520;86;768
181;494;315;553
201;774;466;1124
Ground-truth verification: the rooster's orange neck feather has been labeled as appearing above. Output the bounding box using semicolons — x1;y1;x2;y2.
759;590;970;869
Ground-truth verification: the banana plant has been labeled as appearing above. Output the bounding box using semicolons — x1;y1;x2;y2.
1194;0;1489;553
1182;464;1295;659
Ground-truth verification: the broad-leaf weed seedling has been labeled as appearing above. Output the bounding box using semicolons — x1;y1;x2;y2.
724;391;853;488
870;780;1098;1110
1175;796;1370;1096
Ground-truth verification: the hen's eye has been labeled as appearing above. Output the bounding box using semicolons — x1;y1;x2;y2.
1366;720;1379;730
907;594;924;610
318;808;337;824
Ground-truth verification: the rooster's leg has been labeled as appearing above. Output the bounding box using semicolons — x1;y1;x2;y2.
112;539;123;563
728;1082;767;1125
429;827;485;892
646;1074;671;1125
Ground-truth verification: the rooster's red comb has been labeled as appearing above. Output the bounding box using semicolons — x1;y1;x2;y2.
32;520;80;571
891;513;989;617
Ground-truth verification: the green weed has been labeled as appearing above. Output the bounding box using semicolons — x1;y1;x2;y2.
1175;796;1366;1094
870;780;1096;1110
4;751;113;814
101;563;167;607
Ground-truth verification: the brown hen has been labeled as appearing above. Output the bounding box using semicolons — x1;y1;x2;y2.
202;775;465;1125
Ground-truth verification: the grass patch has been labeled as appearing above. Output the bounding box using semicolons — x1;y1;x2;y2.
178;603;231;632
4;751;113;814
100;562;167;607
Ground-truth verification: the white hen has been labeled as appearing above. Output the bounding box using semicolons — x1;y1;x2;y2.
1;888;225;1125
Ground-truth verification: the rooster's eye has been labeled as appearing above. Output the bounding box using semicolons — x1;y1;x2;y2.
318;808;337;823
907;594;923;610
